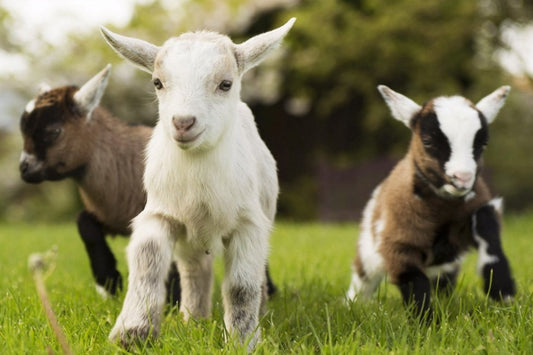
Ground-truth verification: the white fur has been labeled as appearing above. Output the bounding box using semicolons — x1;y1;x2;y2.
346;186;385;300
104;19;294;350
476;86;511;124
73;64;111;120
473;234;499;275
19;151;42;169
489;197;503;214
434;96;481;191
377;85;422;127
425;256;464;279
95;284;110;299
472;206;500;276
25;99;36;114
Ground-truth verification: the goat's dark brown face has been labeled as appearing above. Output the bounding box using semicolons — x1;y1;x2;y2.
19;86;88;183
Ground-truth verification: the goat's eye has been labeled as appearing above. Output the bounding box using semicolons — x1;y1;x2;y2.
421;137;432;148
218;80;232;92
44;127;62;143
153;78;163;90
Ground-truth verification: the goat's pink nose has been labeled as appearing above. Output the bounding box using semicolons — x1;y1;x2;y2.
173;115;196;133
452;171;473;185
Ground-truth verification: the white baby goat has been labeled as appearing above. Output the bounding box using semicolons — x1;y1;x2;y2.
101;18;295;349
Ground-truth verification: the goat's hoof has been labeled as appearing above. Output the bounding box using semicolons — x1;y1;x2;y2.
109;321;155;349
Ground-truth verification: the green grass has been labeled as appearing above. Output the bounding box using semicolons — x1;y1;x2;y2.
0;216;532;354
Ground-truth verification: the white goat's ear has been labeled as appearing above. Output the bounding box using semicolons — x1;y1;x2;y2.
73;64;111;119
37;83;51;95
377;85;421;127
234;17;296;74
475;86;510;124
100;27;159;73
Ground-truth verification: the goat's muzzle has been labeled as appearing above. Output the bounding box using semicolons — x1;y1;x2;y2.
172;115;203;145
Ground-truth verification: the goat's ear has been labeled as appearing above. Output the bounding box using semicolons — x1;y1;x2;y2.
100;27;159;74
234;17;295;74
73;64;111;120
37;83;51;95
377;85;421;127
475;86;510;124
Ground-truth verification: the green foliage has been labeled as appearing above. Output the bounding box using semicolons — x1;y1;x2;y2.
282;0;497;159
2;0;533;221
1;219;532;353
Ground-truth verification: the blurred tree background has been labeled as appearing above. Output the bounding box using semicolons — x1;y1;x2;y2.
1;0;533;222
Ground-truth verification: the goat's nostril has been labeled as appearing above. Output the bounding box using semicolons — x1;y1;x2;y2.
173;115;196;133
453;171;473;184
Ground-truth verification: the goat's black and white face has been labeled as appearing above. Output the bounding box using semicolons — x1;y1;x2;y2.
19;65;111;183
378;85;510;198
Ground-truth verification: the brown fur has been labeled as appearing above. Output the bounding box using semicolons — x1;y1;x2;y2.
23;87;152;234
371;151;491;283
74;107;151;234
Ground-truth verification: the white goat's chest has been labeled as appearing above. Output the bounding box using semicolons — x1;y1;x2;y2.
144;154;252;250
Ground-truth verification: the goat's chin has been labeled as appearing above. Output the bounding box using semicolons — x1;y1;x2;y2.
441;184;471;198
173;130;205;150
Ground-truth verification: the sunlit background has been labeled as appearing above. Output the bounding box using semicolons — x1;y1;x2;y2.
1;0;533;222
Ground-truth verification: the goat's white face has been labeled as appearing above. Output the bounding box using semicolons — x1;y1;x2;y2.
100;18;295;152
432;97;483;194
378;85;510;198
153;37;240;150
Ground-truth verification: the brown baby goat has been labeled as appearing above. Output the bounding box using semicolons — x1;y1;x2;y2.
19;65;179;299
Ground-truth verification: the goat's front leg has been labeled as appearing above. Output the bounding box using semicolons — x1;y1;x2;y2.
77;210;122;296
388;241;432;319
109;213;173;347
223;220;269;351
395;265;432;320
472;199;515;301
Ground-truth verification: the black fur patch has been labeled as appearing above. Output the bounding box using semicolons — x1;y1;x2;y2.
397;266;432;319
473;112;489;160
20;86;80;160
474;204;516;299
165;262;181;305
265;265;277;296
430;223;459;265
77;210;122;295
230;286;259;307
418;110;451;169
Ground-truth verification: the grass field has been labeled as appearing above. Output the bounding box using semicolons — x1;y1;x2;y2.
0;216;532;354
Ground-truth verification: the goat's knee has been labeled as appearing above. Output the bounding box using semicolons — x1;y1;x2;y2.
110;214;173;345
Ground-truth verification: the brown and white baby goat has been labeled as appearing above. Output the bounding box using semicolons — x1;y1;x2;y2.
19;65;181;300
346;85;515;318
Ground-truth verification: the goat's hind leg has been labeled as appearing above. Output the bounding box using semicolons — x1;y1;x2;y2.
472;199;515;301
431;269;458;296
346;255;384;301
165;261;181;306
77;210;122;296
175;249;213;320
109;213;173;346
